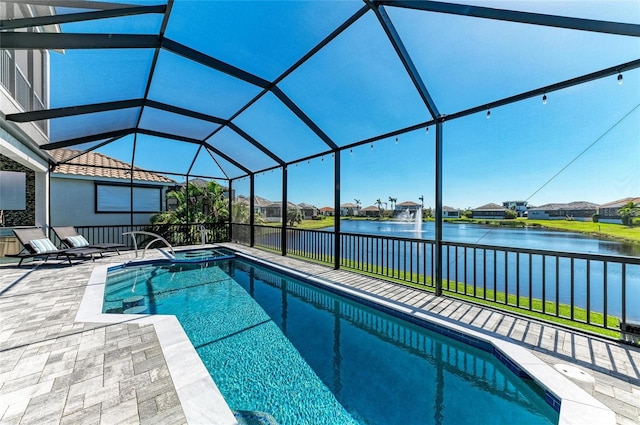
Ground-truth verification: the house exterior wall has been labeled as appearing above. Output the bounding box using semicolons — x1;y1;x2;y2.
472;210;505;219
50;177;166;227
299;208;317;219
528;208;595;221
527;210;549;220
395;203;421;213
340;205;358;216
598;206;623;223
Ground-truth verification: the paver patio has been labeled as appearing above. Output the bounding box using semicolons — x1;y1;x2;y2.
1;244;639;424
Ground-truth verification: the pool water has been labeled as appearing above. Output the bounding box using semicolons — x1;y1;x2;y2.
104;258;559;425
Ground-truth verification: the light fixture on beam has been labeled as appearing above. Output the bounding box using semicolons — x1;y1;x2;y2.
618;72;623;85
542;94;547;105
486;109;491;119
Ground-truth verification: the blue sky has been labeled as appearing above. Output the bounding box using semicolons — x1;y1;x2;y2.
50;0;640;210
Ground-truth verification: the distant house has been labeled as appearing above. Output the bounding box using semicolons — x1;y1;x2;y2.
471;203;508;219
395;201;421;216
263;202;300;222
503;200;529;217
298;203;318;220
442;206;459;218
234;195;272;217
49;149;175;227
340;203;359;216
319;206;335;216
597;197;640;224
528;201;598;221
360;205;381;217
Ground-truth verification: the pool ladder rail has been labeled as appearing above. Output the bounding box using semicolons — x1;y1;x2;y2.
122;231;176;259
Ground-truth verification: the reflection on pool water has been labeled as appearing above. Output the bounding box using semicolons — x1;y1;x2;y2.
104;256;559;425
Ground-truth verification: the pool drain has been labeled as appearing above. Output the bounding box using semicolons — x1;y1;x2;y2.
553;364;595;383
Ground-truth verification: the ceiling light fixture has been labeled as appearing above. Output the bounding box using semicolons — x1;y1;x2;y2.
395;136;398;144
486;109;491;119
542;94;547;105
618;72;623;85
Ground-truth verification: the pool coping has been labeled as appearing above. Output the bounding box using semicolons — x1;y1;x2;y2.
77;263;237;425
78;250;616;425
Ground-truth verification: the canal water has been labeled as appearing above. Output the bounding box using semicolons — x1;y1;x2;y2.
331;220;640;257
322;220;639;321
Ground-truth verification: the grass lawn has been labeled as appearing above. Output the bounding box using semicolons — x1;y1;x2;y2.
521;219;640;244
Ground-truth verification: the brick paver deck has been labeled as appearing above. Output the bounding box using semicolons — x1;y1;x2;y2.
1;244;639;424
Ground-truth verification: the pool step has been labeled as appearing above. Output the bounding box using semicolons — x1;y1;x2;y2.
122;295;148;314
233;410;278;425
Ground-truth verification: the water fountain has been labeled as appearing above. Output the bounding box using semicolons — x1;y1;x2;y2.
398;209;414;222
398;208;423;232
413;208;422;232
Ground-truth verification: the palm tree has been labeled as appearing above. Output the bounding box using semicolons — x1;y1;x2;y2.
151;181;229;225
388;196;397;212
354;199;361;216
375;198;383;217
618;201;639;226
418;195;424;209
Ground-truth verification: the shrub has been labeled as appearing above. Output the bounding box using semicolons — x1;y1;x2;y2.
504;209;518;219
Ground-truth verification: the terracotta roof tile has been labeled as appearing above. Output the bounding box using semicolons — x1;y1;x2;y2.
50;149;175;183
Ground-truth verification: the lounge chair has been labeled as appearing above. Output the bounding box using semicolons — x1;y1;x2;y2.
6;227;103;266
53;226;125;255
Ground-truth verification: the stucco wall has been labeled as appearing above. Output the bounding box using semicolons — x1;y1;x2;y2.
50;177;158;227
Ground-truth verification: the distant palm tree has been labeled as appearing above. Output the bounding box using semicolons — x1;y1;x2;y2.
354;199;361;216
375;198;383;217
418;195;424;209
618;201;639;226
388;196;397;212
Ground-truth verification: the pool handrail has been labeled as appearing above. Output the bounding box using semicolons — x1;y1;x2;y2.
122;231;175;259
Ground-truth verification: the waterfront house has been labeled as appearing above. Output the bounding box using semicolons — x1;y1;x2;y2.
471;203;508;219
319;206;335;216
528;201;598;221
443;206;460;218
264;202;301;223
235;195;272;218
502;200;529;217
361;205;382;217
598;197;640;224
298;203;318;220
340;203;359;216
395;201;422;216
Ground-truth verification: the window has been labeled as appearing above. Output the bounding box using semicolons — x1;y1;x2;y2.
96;183;162;213
0;171;26;210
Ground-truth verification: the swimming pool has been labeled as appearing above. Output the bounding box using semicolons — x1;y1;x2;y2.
104;253;559;425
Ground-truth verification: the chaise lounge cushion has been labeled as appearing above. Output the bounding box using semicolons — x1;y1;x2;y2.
29;238;58;253
66;235;89;247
